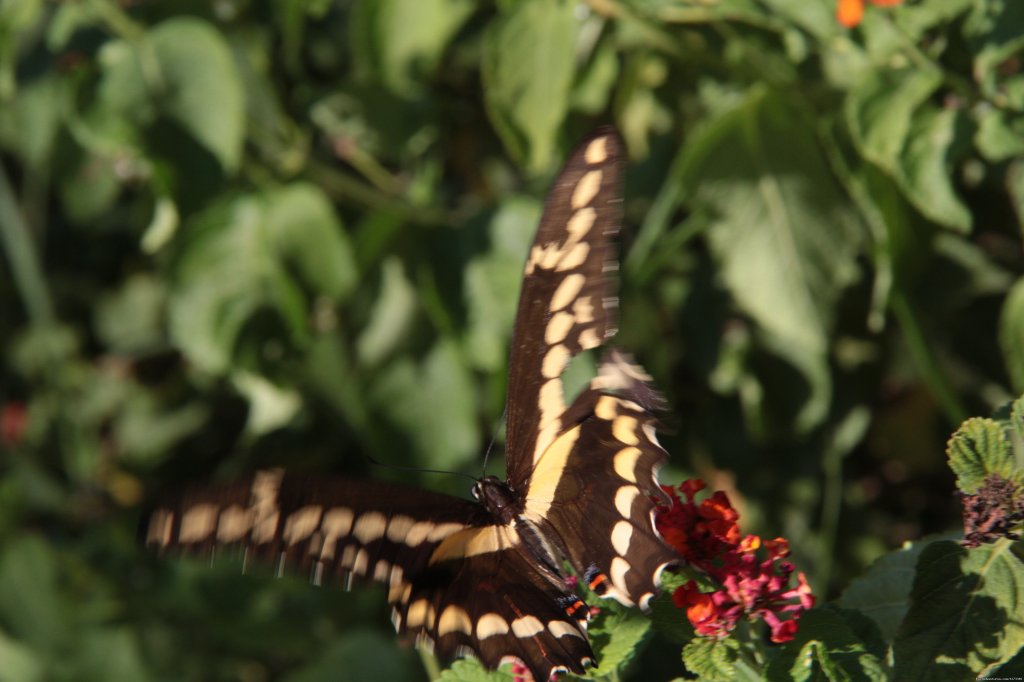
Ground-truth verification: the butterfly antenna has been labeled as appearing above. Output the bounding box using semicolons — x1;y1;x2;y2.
480;408;506;477
363;451;478;484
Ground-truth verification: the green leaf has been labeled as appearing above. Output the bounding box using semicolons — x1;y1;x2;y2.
284;629;421;682
369;338;478;470
976;107;1024;163
94;274;167;355
464;197;538;372
847;67;942;174
899;107;972;232
168;183;354;374
74;628;151;682
964;0;1024;97
263;183;357;301
357;257;418;368
0;629;43;682
581;604;651;678
351;0;474;93
837;536;949;643
682;636;739;682
766;608;888;682
947;417;1014;493
0;534;65;651
437;657;513;681
149;18;246;172
1000;278;1024;393
894;539;1024;680
482;0;577;172
681;88;862;432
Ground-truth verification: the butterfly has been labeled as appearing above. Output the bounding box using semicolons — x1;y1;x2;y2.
143;128;678;681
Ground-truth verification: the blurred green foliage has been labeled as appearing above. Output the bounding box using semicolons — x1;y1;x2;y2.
1;0;1022;679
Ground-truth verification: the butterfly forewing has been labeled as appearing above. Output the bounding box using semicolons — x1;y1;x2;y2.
504;130;624;492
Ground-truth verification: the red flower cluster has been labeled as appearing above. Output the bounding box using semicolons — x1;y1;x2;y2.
655;480;815;643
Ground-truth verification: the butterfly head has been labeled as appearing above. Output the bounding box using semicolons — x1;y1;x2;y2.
472;475;518;523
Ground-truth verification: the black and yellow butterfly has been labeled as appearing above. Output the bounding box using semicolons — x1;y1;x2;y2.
144;129;677;680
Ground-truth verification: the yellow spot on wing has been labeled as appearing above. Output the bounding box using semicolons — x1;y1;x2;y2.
429;526;517;564
541;344;570;379
571;170;602;210
613;416;640;445
611;520;634;555
147;509;173;547
283;505;323;546
585;136;609;164
610;556;631;593
352;511;387;544
548;620;584;639
614;447;642;483
566;207;596;241
217;505;252;542
477;613;510;638
438;605;473;635
180;503;218;543
615;485;640;517
544;311;574;345
511;615;545;638
525;426;581;517
550;273;585;311
319;507;354;559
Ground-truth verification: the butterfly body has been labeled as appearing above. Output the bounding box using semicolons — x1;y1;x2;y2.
144;129;677;681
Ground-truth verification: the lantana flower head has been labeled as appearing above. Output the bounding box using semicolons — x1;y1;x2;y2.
655;480;815;643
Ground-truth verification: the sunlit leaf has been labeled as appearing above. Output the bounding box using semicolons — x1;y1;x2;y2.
681;87;862;432
149;18;246;172
947;417;1015;493
482;0;576;172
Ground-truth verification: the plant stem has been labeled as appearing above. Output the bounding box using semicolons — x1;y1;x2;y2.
0;162;55;326
890;290;968;425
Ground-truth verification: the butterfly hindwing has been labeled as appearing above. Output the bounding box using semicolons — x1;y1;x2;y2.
523;351;675;610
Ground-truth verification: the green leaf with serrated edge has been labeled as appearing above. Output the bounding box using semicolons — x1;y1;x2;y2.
847;68;942;174
681;87;862;433
894;539;1024;680
682;637;739;682
437;658;514;681
482;0;576;173
766;608;887;682
898;107;972;232
837;534;958;643
947;418;1013;494
580;602;651;679
149;18;245;172
1000;280;1024;393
